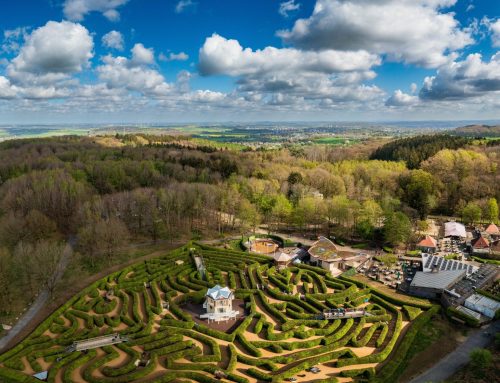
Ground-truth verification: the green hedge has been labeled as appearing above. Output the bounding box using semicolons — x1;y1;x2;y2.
446;306;480;327
371;305;440;383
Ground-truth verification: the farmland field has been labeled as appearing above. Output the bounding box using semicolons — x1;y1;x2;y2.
0;244;437;383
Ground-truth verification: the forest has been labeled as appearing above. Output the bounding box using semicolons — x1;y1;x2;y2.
369;134;471;169
0;133;499;321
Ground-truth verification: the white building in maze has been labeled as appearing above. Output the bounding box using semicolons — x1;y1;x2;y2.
200;285;239;322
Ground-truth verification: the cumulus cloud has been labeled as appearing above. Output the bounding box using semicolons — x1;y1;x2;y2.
419;53;500;100
279;1;300;17
63;0;129;21
488;19;500;47
159;51;189;61
197;33;388;108
131;43;155;66
198;33;379;76
7;21;93;83
175;0;196;14
0;76;17;99
386;90;419;106
278;0;473;68
102;30;124;50
97;45;172;96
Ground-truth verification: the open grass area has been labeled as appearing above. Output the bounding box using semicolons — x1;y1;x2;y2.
0;243;437;383
312;137;360;145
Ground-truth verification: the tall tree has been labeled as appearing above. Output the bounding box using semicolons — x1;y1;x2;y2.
383;212;412;247
486;197;499;223
462;202;482;225
399;169;438;219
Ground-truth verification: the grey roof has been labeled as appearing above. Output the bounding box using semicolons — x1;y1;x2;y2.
206;285;233;300
410;270;466;290
465;293;500;312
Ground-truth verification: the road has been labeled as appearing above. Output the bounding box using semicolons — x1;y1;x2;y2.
409;320;500;383
0;241;73;352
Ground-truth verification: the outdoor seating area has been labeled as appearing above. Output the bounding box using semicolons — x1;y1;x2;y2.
360;259;407;289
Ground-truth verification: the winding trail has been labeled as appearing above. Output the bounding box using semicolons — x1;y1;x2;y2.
409;320;500;383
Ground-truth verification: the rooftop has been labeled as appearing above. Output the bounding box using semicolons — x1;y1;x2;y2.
308;236;338;260
485;223;500;235
471;236;489;249
273;252;292;263
410;269;466;290
448;264;499;298
456;305;481;321
465;293;500;312
206;285;233;300
444;221;466;238
417;235;438;248
421;254;477;275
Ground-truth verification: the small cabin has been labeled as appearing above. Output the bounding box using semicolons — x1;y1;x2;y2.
273;252;292;270
416;235;438;254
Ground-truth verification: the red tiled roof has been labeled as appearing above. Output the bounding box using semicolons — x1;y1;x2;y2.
485;223;500;235
472;236;490;249
417;235;437;248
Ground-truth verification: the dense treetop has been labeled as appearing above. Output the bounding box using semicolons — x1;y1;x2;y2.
369;134;470;169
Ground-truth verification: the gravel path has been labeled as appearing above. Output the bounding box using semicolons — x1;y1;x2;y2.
409;320;500;383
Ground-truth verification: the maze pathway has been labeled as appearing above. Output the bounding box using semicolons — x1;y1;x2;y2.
0;243;436;383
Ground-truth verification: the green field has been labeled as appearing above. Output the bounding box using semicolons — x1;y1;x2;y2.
312;137;360;145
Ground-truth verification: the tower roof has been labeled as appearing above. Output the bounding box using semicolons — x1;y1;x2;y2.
206;285;233;300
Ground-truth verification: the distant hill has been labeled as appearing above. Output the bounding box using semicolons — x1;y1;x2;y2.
370;134;470;169
454;124;500;137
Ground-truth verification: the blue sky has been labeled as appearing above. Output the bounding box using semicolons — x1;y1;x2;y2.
0;0;499;123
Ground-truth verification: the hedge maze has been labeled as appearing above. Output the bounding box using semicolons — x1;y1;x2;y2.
0;244;438;383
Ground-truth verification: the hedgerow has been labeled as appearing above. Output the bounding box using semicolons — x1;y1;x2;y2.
0;243;429;383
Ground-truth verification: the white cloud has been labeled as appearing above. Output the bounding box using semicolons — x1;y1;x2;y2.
386;90;419;106
97;45;172;96
198;33;379;77
1;27;29;54
419;53;500;100
159;51;189;61
278;0;473;68
197;33;387;108
8;21;93;83
131;43;155;66
0;76;17;99
102;30;124;50
279;1;300;17
63;0;129;21
175;0;196;14
488;19;500;47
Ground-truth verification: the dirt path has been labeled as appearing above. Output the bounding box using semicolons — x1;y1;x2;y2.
408;320;500;383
